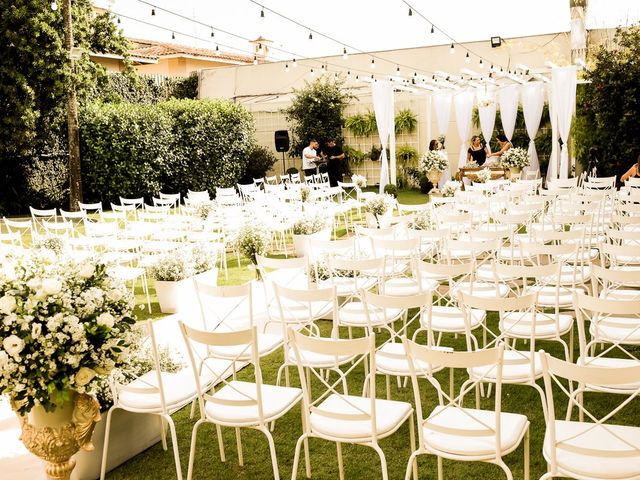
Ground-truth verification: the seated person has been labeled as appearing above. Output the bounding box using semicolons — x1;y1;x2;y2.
467;135;490;166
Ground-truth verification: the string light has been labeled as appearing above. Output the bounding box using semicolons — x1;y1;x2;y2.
171;31;175;40
210;28;214;38
342;47;348;60
479;59;483;68
285;63;289;72
321;64;325;71
347;70;351;79
430;24;434;34
151;8;155;15
260;6;265;18
310;68;315;76
308;31;313;40
292;58;297;67
215;45;219;52
396;66;400;73
370;58;375;69
253;55;258;65
334;72;338;80
450;43;455;54
408;7;412;16
465;52;470;63
117;16;121;24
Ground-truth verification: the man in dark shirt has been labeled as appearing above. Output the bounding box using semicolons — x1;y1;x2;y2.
322;138;345;186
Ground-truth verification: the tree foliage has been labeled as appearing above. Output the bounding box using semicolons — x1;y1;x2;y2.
574;26;640;177
285;78;354;156
92;72;198;104
0;0;131;159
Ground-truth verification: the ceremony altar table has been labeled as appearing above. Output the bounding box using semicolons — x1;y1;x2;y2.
455;166;510;190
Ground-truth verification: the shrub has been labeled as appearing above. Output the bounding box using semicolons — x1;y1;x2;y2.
239;145;278;183
383;184;398;198
286;167;299;175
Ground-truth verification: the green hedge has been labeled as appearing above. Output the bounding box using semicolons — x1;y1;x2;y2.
79;99;254;203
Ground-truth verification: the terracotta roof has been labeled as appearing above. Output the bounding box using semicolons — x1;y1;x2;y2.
127;38;256;64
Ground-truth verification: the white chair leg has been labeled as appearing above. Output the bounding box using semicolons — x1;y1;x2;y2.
437;456;443;480
99;407;116;480
159;415;168;450
259;426;281;480
409;414;418;480
496;459;514;480
216;424;226;462
235;427;244;466
186;419;205;480
371;443;389;480
404;451;420;480
291;434;309;480
165;416;183;480
524;427;530;480
336;442;345;480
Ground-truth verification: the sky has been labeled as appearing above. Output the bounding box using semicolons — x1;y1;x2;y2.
103;0;640;61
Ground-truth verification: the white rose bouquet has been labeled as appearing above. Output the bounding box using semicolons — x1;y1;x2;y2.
499;147;530;169
420;151;448;173
0;253;136;415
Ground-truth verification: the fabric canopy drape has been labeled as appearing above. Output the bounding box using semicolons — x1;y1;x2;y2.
477;86;496;150
552;65;577;179
546;83;558;182
521;82;545;178
372;81;394;192
498;84;520;140
454;89;475;169
432;90;453;187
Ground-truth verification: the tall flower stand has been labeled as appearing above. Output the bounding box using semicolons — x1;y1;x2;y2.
14;392;101;480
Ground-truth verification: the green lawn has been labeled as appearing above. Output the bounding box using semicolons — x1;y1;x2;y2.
113;190;639;480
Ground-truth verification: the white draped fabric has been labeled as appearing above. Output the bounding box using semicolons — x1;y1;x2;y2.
476;87;496;148
552;66;577;179
371;82;394;192
432;90;453;187
454;89;475;169
521;82;545;178
547;83;558;182
498;85;520;141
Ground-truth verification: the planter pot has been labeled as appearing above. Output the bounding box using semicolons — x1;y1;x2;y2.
292;228;331;257
154;269;218;314
426;169;443;186
508;166;522;177
72;410;162;480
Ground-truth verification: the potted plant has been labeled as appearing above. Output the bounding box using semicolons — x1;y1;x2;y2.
292;213;331;257
394;109;418;134
0;253;137;480
234;223;271;280
148;244;217;314
369;145;382;161
420;150;449;190
499;147;530;176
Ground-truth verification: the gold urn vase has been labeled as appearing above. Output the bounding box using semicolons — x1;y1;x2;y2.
426;169;442;186
15;392;101;480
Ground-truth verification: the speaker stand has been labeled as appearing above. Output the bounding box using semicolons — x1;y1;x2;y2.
281;151;286;176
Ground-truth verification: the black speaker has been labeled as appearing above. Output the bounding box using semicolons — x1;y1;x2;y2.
274;130;290;152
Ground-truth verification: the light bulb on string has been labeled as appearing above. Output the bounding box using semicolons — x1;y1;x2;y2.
151;8;155;16
370;58;375;69
172;32;175;40
292;58;297;68
215;45;219;52
210;28;214;38
260;7;265;18
334;72;338;80
479;59;483;68
342;47;348;60
310;68;315;76
253;55;258;65
285;63;289;72
396;66;400;73
408;7;412;16
347;70;351;79
431;24;434;34
308;31;313;40
465;52;470;63
117;16;121;24
450;43;455;54
321;64;325;71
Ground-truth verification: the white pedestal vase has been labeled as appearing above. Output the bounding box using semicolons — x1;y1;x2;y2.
72;410;161;480
292;228;331;257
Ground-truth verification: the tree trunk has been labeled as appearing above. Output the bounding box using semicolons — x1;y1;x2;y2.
63;0;83;211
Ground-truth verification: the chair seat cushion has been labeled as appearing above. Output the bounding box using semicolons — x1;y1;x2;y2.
451;281;510;298
268;299;333;323
599;289;640;301
286;347;353;368
310;393;412;440
338;301;403;327
501;312;573;338
382;277;438;296
375;342;448;376
318;276;378;296
589;317;640;343
421;306;486;332
469;350;542;382
208;333;283;359
206;380;301;425
423;405;528;457
543;421;640;479
475;264;520;282
118;371;197;411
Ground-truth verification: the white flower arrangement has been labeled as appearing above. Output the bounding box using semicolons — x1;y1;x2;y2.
465;159;479;168
148;244;216;282
194;201;215;221
475;168;491;183
235;223;270;264
364;194;395;217
441;180;462;197
293;213;329;235
420;151;448;173
351;174;367;189
0;253;136;415
33;235;66;255
409;210;434;231
300;185;311;203
499;147;530;169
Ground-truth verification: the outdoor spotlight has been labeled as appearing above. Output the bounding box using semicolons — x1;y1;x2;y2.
491;36;502;48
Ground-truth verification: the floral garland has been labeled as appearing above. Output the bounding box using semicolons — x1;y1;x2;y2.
420;151;448;173
0;253;136;415
499;147;530;168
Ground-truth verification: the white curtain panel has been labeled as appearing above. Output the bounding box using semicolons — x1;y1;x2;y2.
372;81;394;192
438;151;451;189
521;82;545;178
476;86;496;149
432;89;453;137
454;89;475;169
498;84;520;141
547;83;558;182
552;65;577;179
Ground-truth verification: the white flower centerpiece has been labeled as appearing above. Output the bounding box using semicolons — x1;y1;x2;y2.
420;151;449;189
299;185;311;203
441;180;462;197
408;210;434;231
0;252;137;479
147;244;217;313
351;174;367;189
235;223;271;280
499;147;530;176
475;168;492;184
292;213;331;257
364;194;395;228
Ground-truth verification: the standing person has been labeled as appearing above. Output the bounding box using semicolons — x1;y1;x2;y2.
467;135;490;166
621;154;640;182
302;139;322;178
489;133;512;160
321;138;345;186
